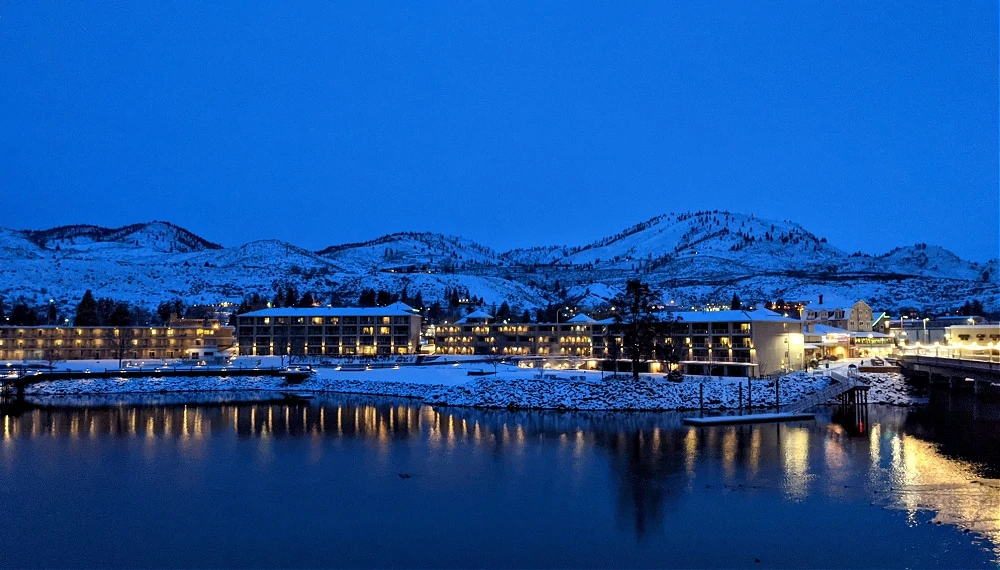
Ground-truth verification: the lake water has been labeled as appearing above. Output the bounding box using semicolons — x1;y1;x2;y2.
2;392;999;568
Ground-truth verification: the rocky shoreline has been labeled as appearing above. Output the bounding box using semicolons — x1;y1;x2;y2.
16;368;922;411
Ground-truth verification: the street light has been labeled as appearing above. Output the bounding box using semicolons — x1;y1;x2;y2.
922;317;929;343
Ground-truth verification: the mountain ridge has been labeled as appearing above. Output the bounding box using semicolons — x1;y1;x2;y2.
1;212;996;314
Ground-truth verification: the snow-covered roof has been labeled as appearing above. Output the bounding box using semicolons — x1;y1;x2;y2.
455;309;492;324
849;331;891;338
241;302;418;318
566;313;596;323
670;308;799;324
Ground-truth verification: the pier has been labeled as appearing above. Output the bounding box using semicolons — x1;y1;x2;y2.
682;368;870;426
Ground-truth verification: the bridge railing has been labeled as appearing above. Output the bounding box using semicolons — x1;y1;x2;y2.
901;355;1000;373
782;371;863;414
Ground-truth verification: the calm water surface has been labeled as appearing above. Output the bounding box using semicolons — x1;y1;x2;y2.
2;392;999;568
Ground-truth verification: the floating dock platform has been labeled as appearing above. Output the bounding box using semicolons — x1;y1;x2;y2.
682;412;816;426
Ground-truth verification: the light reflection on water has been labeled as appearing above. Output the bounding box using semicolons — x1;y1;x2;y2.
1;393;999;567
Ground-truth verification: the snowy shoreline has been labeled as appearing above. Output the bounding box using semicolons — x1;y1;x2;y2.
14;358;922;411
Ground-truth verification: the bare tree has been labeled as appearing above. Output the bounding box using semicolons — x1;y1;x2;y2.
43;347;62;370
484;331;507;374
113;328;136;369
605;330;622;379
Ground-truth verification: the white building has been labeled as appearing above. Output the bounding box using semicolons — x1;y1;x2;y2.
671;308;805;377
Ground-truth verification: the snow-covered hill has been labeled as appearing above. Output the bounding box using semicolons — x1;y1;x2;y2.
317;232;499;273
25;221;222;255
1;213;996;316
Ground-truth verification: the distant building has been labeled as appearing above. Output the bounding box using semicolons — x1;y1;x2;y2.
0;323;234;361
891;315;987;344
944;324;1000;346
872;312;891;335
236;302;422;356
802;295;873;332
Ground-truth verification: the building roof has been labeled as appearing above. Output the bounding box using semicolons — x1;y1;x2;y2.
566;313;596;323
849;331;891;338
241;302;418;318
804;296;860;312
455;309;492;324
811;324;852;335
670;308;799;324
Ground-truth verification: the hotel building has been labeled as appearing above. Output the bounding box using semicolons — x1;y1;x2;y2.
432;308;804;377
236;302;422;356
0;323;234;361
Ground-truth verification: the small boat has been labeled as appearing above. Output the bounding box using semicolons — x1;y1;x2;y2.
466;369;495;377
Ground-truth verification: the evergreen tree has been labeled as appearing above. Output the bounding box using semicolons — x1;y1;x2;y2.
376;290;392;306
730;293;742;310
10;303;38;326
521;309;532;323
283;285;299;308
95;298;116;326
611;279;662;381
130;305;152;326
427;301;443;321
0;297;5;323
359;289;376;307
412;291;424;310
108;303;132;327
297;291;315;308
156;299;186;324
74;290;99;326
47;302;57;325
496;301;512;321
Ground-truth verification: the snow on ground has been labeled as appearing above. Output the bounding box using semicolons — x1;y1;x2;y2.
20;359;833;412
856;372;924;406
13;355;922;411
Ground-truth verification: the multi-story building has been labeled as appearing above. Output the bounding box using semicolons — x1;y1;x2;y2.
0;322;234;361
236;302;422;356
802;295;874;332
667;309;805;377
433;311;603;356
433;307;804;377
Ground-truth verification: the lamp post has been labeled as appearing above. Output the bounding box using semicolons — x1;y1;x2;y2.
922;317;929;343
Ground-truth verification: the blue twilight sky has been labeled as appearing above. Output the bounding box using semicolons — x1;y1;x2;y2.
2;2;998;260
